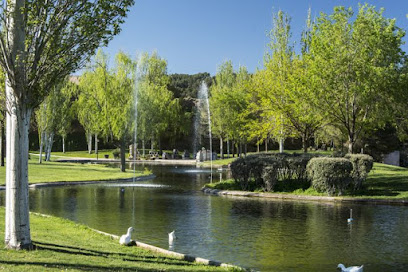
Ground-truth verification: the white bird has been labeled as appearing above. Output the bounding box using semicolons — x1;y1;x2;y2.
168;230;176;244
347;209;353;223
337;263;364;272
119;227;134;245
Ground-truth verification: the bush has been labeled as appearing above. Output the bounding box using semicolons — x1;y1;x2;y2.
112;148;120;159
345;154;374;190
230;153;319;192
307;157;353;196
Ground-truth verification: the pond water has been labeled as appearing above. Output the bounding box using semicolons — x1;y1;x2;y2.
1;164;408;271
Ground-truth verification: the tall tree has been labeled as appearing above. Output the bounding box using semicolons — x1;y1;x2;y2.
307;5;405;153
0;0;134;250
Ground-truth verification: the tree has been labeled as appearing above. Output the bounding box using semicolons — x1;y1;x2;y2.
251;10;295;153
306;5;405;153
137;52;178;155
0;0;134;250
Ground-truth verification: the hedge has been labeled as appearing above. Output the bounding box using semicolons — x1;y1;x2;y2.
306;157;353;196
345;154;374;190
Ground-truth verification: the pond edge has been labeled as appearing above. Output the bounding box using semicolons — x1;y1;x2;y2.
202;188;408;206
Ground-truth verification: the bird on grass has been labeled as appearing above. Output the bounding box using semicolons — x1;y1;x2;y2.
119;227;134;246
168;230;176;245
337;263;364;272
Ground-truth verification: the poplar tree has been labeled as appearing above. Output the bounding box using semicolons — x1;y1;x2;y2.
0;0;134;250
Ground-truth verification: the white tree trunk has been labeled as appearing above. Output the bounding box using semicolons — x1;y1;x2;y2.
94;133;98;155
5;85;33;249
62;136;65;153
87;131;92;154
5;0;33;250
142;139;145;156
279;137;284;153
39;131;44;164
45;132;54;161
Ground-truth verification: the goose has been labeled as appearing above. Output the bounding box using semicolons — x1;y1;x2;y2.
119;227;134;245
168;230;176;244
337;263;363;272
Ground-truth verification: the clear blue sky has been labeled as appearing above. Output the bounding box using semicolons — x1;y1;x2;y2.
102;0;408;75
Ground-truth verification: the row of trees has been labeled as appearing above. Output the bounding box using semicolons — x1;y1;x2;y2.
210;5;407;156
33;50;184;172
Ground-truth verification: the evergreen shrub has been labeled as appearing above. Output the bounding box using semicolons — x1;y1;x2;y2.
230;153;318;192
345;154;374;190
306;157;353;196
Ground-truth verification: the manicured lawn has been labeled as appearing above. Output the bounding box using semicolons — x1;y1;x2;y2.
0;208;234;272
0;158;143;186
31;149;126;160
206;163;408;200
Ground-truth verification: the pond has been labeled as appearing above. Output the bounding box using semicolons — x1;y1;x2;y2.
1;164;408;271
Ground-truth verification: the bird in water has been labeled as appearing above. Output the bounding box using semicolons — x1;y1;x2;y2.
168;230;176;245
337;263;364;272
119;227;134;245
347;209;353;223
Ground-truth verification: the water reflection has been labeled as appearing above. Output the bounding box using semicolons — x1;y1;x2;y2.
0;165;407;271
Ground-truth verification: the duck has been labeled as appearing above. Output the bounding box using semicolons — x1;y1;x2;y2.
168;230;176;244
337;263;364;272
119;227;134;245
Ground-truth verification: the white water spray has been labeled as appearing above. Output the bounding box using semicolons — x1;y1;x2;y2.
198;81;213;180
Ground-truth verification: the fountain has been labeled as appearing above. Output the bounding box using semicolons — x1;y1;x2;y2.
193;82;215;164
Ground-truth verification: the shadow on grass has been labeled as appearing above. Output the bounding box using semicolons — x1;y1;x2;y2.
32;241;197;268
0;260;158;272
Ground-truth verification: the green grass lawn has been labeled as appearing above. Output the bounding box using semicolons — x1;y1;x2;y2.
0;158;144;186
31;149;125;160
0;208;234;272
206;163;408;200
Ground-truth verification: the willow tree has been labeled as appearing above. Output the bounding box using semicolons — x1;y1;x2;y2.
0;0;134;250
307;5;405;153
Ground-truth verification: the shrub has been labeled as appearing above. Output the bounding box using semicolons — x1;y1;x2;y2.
112;148;120;159
307;157;353;196
230;153;319;192
345;154;374;190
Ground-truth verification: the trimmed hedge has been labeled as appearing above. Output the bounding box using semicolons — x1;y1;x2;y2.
306;157;353;196
230;153;318;192
345;154;374;190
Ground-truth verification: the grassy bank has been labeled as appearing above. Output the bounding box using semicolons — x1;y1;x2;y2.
0;158;145;186
0;208;233;271
205;163;408;200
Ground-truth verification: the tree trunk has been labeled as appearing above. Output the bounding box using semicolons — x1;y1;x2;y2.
279;137;284;153
62;136;65;153
265;138;268;152
94;133;98;155
348;135;354;154
1;118;5;166
220;137;224;159
232;140;235;158
38;131;44;164
227;138;230;158
45;132;54;161
87;132;92;154
120;138;126;172
302;132;308;153
142;139;145;156
5;85;33;249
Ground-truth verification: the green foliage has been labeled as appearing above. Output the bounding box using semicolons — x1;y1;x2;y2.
230;153;318;192
306;157;353;196
345;154;374;190
306;4;406;153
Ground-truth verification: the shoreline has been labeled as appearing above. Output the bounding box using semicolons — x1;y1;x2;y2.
202;188;408;206
89;225;245;271
0;174;156;191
